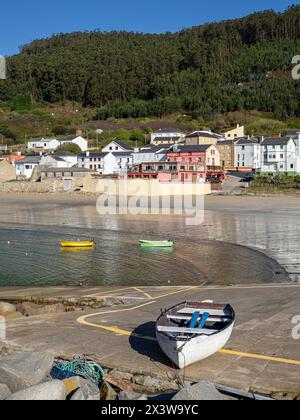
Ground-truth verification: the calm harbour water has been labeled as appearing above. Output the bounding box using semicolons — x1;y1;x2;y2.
0;195;297;287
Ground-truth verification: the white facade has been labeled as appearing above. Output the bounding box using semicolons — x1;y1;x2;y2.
235;140;261;169
27;138;60;151
54;153;78;167
102;140;133;154
260;137;300;173
60;136;88;152
79;152;133;175
40;155;74;169
0;145;8;152
15;157;41;179
151;130;185;144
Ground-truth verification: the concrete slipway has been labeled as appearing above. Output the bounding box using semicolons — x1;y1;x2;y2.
0;283;300;398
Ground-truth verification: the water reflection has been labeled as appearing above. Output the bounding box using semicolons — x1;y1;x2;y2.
0;195;297;285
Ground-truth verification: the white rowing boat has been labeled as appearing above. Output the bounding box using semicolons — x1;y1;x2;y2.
156;301;235;369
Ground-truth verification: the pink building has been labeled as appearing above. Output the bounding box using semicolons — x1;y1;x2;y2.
127;144;224;182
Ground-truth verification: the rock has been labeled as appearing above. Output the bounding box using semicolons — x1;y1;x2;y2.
63;376;100;400
172;381;229;401
70;388;85;400
108;370;134;383
0;341;16;358
0;383;11;400
0;351;54;392
0;302;16;316
104;373;133;392
100;381;118;401
133;375;179;393
7;380;66;400
16;302;65;316
118;391;148;401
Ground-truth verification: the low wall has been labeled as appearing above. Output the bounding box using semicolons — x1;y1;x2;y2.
0;180;65;194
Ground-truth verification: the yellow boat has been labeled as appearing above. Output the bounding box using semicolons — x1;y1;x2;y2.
60;240;95;248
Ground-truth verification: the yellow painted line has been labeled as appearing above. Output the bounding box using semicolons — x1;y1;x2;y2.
133;287;153;299
219;349;300;366
85;287;134;298
154;285;200;299
77;300;157;326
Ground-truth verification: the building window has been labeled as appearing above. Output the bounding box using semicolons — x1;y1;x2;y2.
291;164;294;169
280;154;284;159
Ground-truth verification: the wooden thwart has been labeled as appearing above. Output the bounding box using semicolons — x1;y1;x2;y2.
177;308;229;316
167;314;231;323
157;326;218;335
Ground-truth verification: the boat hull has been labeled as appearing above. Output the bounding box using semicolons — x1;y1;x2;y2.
156;322;234;369
140;241;174;248
60;241;94;248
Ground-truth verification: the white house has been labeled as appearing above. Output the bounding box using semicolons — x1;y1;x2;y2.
40;155;75;169
102;140;133;154
260;137;300;173
151;129;185;145
235;139;261;169
15;156;42;179
0;145;8;152
78;151;133;175
151;128;185;145
54;152;78;167
27;138;60;151
59;135;88;152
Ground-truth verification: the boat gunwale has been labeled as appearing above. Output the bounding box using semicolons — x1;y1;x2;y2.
156;301;235;342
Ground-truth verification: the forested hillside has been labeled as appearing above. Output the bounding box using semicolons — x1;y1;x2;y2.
1;5;300;120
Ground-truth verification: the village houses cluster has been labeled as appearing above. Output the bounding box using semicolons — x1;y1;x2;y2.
1;125;300;185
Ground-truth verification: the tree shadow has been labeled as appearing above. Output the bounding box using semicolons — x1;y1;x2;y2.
129;321;175;368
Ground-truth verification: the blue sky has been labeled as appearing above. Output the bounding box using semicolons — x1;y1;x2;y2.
0;0;294;56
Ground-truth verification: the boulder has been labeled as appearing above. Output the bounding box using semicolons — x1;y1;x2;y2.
172;381;230;401
0;383;11;400
0;351;55;392
16;302;65;316
133;374;178;393
118;391;148;401
0;302;16;316
63;376;100;400
7;380;66;401
0;341;16;358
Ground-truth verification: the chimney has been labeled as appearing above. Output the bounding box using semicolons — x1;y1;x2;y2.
86;151;90;157
76;129;83;137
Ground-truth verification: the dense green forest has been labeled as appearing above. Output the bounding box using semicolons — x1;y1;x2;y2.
1;5;300;120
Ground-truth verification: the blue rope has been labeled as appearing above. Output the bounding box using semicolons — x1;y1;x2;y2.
54;356;105;385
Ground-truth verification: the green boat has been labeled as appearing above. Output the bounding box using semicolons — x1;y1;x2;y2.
140;240;174;248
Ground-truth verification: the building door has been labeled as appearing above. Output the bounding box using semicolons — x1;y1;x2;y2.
63;179;72;192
